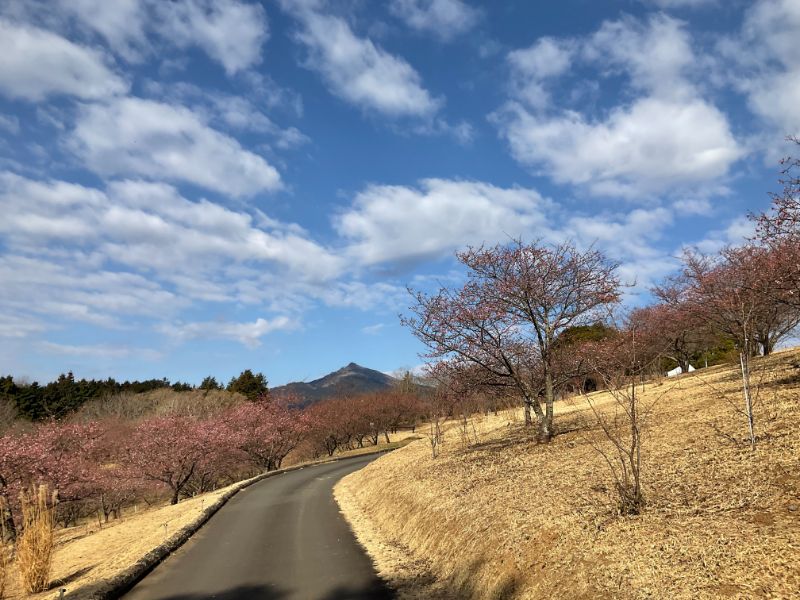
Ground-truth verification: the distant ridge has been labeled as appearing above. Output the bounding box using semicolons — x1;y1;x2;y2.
272;363;399;407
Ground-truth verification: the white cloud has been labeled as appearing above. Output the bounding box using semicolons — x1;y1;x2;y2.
68;97;282;196
692;216;755;254
5;0;267;75
495;14;742;198
58;0;149;62
640;0;716;8
495;97;741;198
160;316;295;348
583;14;695;99
507;37;575;109
40;341;162;360
143;82;310;147
361;323;385;335
0;18;128;101
0;172;346;337
0;313;47;339
336;178;550;264
0;114;19;134
152;0;268;75
389;0;480;41
280;0;440;117
725;0;800;138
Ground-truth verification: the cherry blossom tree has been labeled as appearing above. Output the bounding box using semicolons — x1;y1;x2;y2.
124;416;217;505
224;396;309;472
405;240;620;442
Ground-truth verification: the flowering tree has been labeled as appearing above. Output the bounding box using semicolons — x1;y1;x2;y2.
124;416;218;505
405;240;620;442
752;137;800;310
0;421;103;537
225;396;309;472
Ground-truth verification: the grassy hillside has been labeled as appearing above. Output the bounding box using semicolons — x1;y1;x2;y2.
336;349;800;599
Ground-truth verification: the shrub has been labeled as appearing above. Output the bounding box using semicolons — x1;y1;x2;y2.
16;485;56;594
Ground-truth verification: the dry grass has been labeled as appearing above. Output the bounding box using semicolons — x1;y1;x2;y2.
336;349;800;599
2;482;239;600
16;486;56;594
0;550;5;600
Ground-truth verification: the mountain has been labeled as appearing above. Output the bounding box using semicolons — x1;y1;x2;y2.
271;363;399;407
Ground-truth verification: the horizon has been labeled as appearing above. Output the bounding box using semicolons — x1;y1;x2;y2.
1;0;798;386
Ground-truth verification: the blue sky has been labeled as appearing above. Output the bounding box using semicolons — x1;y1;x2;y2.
0;0;798;386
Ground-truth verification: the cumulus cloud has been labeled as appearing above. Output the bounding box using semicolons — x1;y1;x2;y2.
494;97;742;198
336;178;551;264
507;37;575;108
280;0;440;117
583;14;696;99
389;0;480;41
0;18;128;101
57;0;150;62
68;97;282;196
723;0;800;138
495;14;742;198
9;0;268;74
152;0;268;75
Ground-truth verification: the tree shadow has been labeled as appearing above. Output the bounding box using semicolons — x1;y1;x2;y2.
116;580;395;599
47;565;95;591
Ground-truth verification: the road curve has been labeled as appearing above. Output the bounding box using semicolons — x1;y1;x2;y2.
125;454;393;600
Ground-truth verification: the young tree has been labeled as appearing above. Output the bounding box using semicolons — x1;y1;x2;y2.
199;376;222;391
681;246;800;447
405;240;620;442
227;370;269;401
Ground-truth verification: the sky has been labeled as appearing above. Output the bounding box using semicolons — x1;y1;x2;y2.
0;0;798;386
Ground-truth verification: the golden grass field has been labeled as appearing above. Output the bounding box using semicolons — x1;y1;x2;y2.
336;349;800;599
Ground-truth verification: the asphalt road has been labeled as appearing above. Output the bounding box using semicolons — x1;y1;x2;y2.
125;454;394;600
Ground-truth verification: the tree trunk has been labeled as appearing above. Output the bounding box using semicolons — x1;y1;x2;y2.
678;357;690;374
170;488;180;505
1;504;15;543
538;370;555;443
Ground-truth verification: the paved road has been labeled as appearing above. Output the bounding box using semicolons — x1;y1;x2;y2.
125;454;393;600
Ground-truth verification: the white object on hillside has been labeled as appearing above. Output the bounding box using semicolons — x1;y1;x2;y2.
666;365;696;377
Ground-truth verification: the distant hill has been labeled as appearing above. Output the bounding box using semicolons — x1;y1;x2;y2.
272;363;401;407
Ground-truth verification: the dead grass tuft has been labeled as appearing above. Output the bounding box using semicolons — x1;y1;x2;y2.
0;500;8;600
16;485;56;594
337;349;800;599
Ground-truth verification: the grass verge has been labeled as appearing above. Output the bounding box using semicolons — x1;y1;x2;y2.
336;350;800;599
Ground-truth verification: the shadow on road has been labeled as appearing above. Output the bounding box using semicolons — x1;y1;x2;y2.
129;580;394;600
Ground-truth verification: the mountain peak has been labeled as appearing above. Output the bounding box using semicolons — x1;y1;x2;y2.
272;363;397;407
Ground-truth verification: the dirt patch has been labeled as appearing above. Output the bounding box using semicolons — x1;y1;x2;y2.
336;349;800;599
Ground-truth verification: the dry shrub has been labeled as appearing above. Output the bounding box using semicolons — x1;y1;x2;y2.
16;485;57;594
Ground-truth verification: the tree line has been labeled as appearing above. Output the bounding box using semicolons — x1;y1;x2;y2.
0;382;425;543
0;369;270;422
